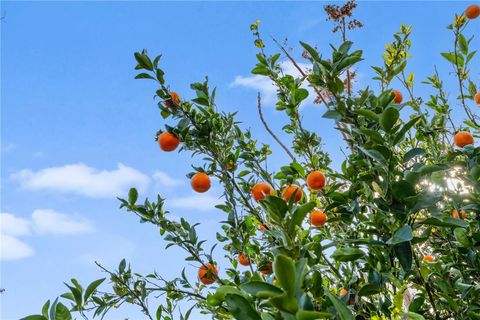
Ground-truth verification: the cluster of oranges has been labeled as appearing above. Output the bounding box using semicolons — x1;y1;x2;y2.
252;170;328;231
164;81;477;287
158;92;213;193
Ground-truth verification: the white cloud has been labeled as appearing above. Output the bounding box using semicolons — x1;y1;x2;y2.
0;213;31;236
0;210;94;261
11;163;150;198
31;209;93;236
0;234;34;261
169;195;221;212
230;60;315;106
152;171;183;188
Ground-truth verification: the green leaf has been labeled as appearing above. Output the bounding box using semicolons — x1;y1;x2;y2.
84;278;105;302
352;109;379;122
240;281;284;298
358;147;386;165
269;294;299;314
380;107;399;133
128;188;138;205
458;34;468;55
251;67;270;76
54;303;72;320
134;52;153;70
261;196;288;222
403;148;426;163
358;284;381;296
393;116;421;144
394;241;412;272
41;300;50;318
135;73;155;80
225;294;261;320
331;247;365;262
387;225;413;245
454;228;472;247
296;310;331;320
403;312;425;320
215;286;249;301
300;41;321;61
417;217;468;228
273;255;296;296
322;110;342;120
288;201;315;234
325;291;355;320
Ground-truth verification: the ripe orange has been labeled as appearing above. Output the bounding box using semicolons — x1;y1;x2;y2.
392;89;403;104
259;224;267;232
310;210;327;227
423;255;434;263
454;131;474;148
158;132;180;152
165;91;180;109
191;172;211;193
466;4;480;19
259;262;272;275
452;209;466;220
340;289;348;296
282;185;303;203
475;92;480;105
306;171;326;190
198;263;217;285
252;182;272;202
238;254;250;266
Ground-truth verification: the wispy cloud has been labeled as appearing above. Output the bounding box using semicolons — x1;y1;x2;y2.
31;209;93;236
11;163;150;199
169;194;221;212
152;171;184;188
0;210;94;261
230;60;315;106
0;234;34;261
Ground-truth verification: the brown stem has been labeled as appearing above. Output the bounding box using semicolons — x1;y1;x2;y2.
257;93;295;161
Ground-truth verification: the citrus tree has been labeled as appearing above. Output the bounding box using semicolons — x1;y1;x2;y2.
23;2;480;320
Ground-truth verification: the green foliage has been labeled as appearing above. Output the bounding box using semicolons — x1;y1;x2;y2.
25;2;480;320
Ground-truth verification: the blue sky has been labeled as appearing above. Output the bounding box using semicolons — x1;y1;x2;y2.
1;1;477;319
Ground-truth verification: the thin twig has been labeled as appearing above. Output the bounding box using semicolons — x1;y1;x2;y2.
257;93;295;161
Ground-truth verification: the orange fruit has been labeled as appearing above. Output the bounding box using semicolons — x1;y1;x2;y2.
306;171;326;190
259;224;267;232
475;92;480;105
165;91;180;109
198;263;217;285
340;289;348;296
282;185;303;203
238;254;250;266
259;262;272;275
158;132;180;152
191;172;211;193
452;209;466;220
252;182;272;202
423;255;434;263
310;210;327;227
454;131;474;148
392;89;403;104
466;4;480;19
